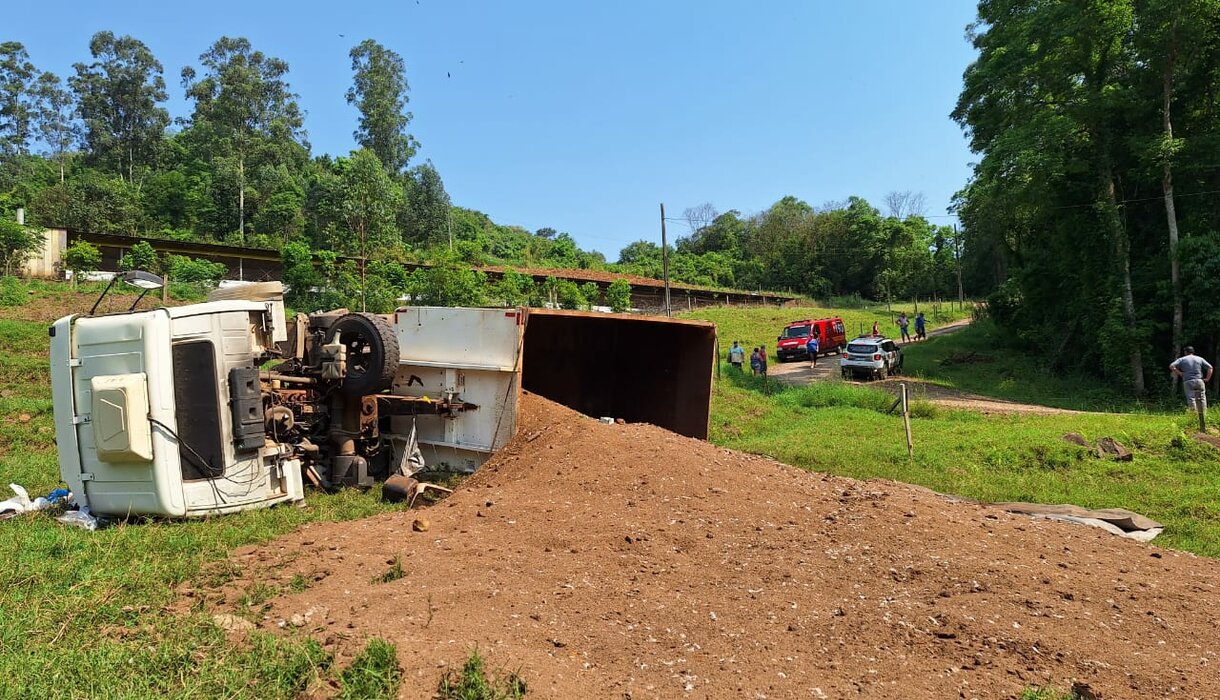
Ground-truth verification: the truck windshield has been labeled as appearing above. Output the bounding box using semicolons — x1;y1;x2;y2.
781;326;810;339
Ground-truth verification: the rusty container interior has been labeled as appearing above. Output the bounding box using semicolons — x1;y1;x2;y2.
521;309;716;439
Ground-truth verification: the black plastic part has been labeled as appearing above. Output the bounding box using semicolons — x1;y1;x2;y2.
382;474;418;503
228;366;264;453
331;454;372;488
172;341;225;480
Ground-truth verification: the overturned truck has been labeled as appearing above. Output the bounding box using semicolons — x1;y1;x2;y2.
49;281;716;518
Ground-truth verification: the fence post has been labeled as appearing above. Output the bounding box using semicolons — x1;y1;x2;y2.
901;383;914;459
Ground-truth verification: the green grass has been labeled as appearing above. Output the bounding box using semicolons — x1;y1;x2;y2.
436;647;528;700
901;318;1141;412
0;314;406;698
372;554;405;584
684;299;973;355
1020;687;1082;700
339;638;403;700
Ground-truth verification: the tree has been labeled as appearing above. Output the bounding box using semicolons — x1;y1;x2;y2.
182;37;307;241
0;42;37;156
607;278;632;313
32;72;81;182
338;149;403;310
62;240;101;286
884;190;927;220
400;161;451;247
492;268;535;307
69;32;169;182
682;202;719;234
953;0;1151;393
347;40;417;174
0;218;41;275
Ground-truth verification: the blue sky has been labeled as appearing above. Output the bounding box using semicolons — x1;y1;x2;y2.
8;1;979;258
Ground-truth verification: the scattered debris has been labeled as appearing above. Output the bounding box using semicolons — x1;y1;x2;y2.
412;517;431;533
1096;436;1133;461
212;613;255;632
1061;432;1090;448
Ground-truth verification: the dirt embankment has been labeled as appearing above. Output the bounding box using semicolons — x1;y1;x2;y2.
201;394;1220;699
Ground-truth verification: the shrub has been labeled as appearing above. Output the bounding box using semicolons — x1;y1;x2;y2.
118;240;158;273
166;255;227;295
62;240;102;286
0;276;27;307
607;278;632;313
0;218;41;276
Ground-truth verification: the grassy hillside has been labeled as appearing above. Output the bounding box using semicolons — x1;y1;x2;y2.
900;318;1143;412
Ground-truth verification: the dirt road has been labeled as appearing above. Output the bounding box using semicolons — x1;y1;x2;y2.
201;394;1220;699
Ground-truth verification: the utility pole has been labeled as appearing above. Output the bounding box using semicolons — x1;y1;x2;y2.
660;203;671;317
954;224;965;311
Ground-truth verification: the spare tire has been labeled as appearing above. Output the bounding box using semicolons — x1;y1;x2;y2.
326;312;399;396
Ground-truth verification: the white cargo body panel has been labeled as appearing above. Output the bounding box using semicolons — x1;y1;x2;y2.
391;307;523;472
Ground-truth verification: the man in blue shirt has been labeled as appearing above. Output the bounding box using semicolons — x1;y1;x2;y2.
1170;346;1214;412
806;333;820;368
914;312;927;340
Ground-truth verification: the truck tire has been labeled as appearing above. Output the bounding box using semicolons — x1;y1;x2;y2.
326;312;398;396
879;366;888;380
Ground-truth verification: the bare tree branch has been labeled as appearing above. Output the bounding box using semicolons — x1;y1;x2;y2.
884;190;928;219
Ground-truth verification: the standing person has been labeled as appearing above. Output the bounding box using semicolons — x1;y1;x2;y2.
897;313;911;343
750;347;761;376
871;320;880;337
728;341;745;372
914;312;927;341
806;332;820;368
759;345;769;377
1170;346;1214;413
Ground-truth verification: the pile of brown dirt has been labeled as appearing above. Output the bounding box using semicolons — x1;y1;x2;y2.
204;394;1220;699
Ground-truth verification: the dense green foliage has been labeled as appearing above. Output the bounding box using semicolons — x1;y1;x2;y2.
954;0;1220;395
616;196;966;298
0;216;40;274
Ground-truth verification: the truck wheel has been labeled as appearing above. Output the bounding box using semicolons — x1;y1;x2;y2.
326;312;399;396
879;366;888;380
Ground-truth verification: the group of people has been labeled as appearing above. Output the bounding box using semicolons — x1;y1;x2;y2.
727;341;770;376
894;312;927;342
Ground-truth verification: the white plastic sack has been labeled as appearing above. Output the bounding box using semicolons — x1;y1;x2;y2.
0;484;31;518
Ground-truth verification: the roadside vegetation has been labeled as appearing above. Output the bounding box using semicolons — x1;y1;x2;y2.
901;319;1146;413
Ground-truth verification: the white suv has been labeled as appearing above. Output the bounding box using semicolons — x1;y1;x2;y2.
840;336;903;380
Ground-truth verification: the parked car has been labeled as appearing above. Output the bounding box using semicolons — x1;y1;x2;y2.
840;335;903;380
775;317;846;362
